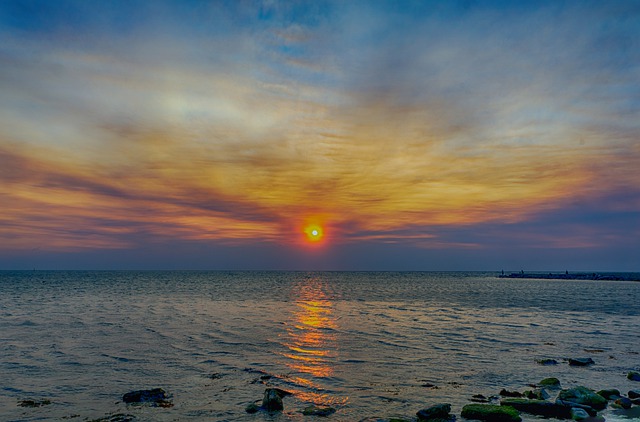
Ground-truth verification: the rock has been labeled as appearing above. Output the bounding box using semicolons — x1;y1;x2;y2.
471;394;490;403
245;403;260;413
122;389;172;407
262;388;285;412
302;406;336;416
18;399;51;407
523;388;549;400
632;398;640;406
596;388;620;400
555;401;597;417
568;358;595;366
613;397;633;409
461;404;521;422
499;389;522;398
557;386;607;411
500;398;571;419
570;407;590;421
416;403;451;420
628;371;640;381
539;378;561;389
536;359;558;365
88;415;136;422
629;390;640;399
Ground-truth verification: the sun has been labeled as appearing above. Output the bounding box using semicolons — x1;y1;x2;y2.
303;224;324;243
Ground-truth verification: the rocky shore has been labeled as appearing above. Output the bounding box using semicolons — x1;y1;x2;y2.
498;272;640;281
14;365;640;421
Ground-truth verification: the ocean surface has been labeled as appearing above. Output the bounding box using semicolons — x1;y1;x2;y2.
1;271;639;422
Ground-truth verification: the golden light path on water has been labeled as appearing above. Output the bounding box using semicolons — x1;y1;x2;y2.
281;276;347;407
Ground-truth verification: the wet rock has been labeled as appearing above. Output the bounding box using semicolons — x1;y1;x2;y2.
272;387;293;397
523;388;549;400
499;389;522;398
568;358;595;367
471;394;490;403
555;401;598;417
628;371;640;381
359;418;412;422
557;386;607;411
536;359;558;365
629;390;640;399
500;398;571;419
416;403;452;420
18;399;51;407
245;403;260;413
613;397;633;409
122;388;172;407
570;407;590;421
461;404;521;422
596;388;621;400
539;377;561;389
88;414;136;422
302;406;336;416
262;388;285;411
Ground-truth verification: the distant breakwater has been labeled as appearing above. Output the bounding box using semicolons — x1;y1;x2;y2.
498;272;640;282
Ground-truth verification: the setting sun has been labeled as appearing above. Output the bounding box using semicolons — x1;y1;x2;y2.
304;224;324;243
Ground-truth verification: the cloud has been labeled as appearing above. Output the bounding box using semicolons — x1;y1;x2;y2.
0;1;639;257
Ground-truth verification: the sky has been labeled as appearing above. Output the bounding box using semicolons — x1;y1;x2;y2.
1;0;639;271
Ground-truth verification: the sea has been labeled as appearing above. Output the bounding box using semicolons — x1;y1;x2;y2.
1;271;639;422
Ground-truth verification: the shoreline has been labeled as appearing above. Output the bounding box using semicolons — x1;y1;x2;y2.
498;272;640;281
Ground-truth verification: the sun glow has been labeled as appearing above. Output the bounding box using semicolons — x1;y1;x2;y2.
304;224;324;243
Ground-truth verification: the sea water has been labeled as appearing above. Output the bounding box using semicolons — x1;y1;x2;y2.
1;271;639;421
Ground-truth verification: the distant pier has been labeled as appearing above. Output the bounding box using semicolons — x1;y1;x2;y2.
498;272;640;281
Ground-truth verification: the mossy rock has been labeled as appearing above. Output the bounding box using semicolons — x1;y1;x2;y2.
500;398;570;418
461;404;521;422
539;377;561;388
596;389;620;400
417;403;451;420
628;371;640;381
557;386;607;410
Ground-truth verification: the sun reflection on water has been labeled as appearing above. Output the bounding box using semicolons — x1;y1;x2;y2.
281;276;347;406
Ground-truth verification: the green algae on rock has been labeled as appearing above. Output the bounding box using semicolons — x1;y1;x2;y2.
461;404;521;422
557;386;607;411
538;377;561;388
500;398;570;419
416;403;453;421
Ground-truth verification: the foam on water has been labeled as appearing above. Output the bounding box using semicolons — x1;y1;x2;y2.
1;271;639;421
